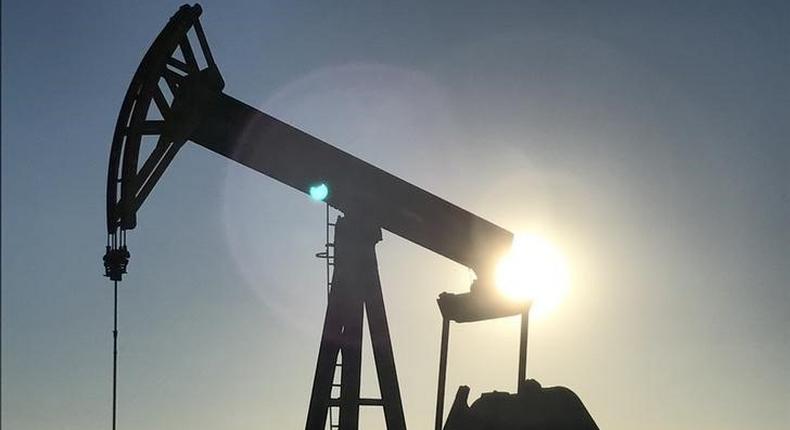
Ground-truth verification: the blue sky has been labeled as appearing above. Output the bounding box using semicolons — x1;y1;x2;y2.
2;1;788;429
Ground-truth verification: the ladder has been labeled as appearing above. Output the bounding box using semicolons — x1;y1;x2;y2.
315;203;340;430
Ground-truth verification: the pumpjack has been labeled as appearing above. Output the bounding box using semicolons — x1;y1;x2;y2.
103;4;598;430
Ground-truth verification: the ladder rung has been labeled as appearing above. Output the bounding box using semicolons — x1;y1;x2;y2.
327;398;384;407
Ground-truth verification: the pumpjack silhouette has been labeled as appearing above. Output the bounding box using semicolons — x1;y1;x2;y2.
102;4;600;429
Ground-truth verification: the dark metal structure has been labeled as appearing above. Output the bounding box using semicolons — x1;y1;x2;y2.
442;381;599;430
103;4;530;430
433;296;530;430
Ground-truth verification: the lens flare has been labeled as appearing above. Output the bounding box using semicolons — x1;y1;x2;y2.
496;233;570;318
309;183;329;201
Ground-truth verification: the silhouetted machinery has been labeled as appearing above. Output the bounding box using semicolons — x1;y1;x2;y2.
103;4;598;430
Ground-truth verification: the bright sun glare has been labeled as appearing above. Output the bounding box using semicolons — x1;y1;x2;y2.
496;233;571;319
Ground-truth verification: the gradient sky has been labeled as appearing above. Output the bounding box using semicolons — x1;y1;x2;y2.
2;1;788;429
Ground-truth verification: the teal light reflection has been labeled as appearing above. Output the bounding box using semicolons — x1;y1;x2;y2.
309;183;329;201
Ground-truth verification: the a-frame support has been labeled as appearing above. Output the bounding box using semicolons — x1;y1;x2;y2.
306;216;407;430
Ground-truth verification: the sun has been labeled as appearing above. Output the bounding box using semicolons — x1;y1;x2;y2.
496;233;571;318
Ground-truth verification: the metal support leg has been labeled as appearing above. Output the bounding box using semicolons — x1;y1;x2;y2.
517;306;529;394
366;268;407;430
435;318;450;430
305;280;345;430
339;294;364;430
305;216;406;430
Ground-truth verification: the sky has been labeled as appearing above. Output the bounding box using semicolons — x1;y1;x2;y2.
2;1;788;429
